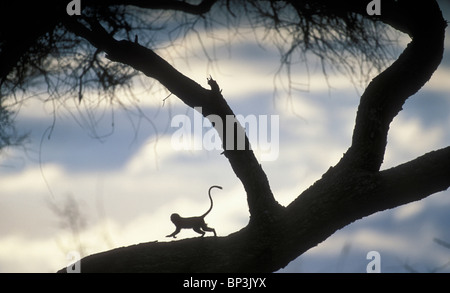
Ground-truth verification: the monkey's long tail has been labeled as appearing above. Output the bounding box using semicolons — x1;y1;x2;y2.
201;185;222;218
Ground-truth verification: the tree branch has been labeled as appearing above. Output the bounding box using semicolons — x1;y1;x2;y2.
340;1;446;172
377;146;450;209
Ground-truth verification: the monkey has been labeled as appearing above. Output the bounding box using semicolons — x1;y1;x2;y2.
166;185;222;238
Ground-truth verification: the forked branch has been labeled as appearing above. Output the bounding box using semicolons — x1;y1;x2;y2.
337;1;447;172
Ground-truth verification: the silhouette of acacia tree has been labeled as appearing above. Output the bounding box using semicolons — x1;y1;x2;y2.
0;0;449;272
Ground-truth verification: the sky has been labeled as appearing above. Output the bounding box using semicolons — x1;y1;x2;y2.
1;2;450;273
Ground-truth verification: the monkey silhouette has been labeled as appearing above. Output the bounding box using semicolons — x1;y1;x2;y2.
166;185;222;238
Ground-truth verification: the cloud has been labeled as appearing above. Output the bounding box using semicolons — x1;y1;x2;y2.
393;200;426;222
384;116;446;169
0;236;64;273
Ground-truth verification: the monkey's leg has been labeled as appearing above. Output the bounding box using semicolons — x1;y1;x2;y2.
166;228;181;238
201;225;216;237
193;227;206;237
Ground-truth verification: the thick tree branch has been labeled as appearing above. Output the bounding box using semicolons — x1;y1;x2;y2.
340;1;446;172
63;17;283;223
377;146;450;210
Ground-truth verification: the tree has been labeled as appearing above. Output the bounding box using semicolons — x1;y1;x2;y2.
1;0;448;272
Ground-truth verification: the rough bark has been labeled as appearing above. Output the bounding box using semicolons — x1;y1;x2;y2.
57;0;449;272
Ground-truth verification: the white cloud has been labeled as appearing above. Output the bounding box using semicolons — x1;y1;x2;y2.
0;236;64;273
426;67;450;93
384;116;445;168
393;201;425;221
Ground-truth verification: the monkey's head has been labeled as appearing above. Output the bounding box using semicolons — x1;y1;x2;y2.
170;213;181;224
